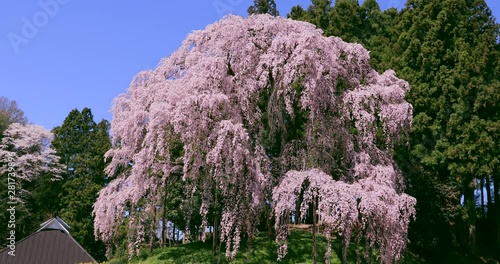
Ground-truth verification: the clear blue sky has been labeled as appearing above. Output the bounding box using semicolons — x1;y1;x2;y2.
1;0;499;130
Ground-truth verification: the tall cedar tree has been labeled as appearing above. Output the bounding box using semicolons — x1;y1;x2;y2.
52;108;111;262
393;0;499;256
247;0;279;16
287;0;399;73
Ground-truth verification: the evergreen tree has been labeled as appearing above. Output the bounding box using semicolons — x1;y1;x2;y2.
287;0;399;73
247;0;279;16
327;0;362;41
52;108;111;261
287;5;308;21
394;0;499;256
359;0;400;72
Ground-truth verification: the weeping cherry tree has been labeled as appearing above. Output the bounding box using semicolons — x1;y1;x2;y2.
93;14;416;262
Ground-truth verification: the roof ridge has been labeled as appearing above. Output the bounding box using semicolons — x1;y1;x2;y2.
38;217;71;234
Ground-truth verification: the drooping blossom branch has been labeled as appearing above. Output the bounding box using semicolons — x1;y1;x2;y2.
273;169;416;264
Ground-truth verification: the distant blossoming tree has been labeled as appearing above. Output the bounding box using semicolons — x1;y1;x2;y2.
0;123;63;202
93;14;415;262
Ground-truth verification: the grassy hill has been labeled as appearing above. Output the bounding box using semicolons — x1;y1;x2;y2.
108;229;424;264
110;231;338;264
106;227;500;264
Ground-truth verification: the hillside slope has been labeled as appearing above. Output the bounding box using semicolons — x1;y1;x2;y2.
108;230;424;264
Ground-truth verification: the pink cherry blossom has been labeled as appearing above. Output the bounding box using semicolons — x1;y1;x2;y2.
93;14;415;262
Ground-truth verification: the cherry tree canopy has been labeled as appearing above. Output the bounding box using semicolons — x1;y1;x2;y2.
94;14;415;261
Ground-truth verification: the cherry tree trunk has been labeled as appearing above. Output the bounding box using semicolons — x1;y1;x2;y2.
160;184;168;247
312;197;317;264
213;189;219;256
295;199;301;225
267;203;273;240
183;227;189;244
150;204;157;252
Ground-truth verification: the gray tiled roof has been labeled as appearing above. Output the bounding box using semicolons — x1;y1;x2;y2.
0;218;97;264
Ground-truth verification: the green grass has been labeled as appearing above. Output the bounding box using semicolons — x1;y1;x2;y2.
107;230;423;264
109;231;324;264
106;229;500;264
